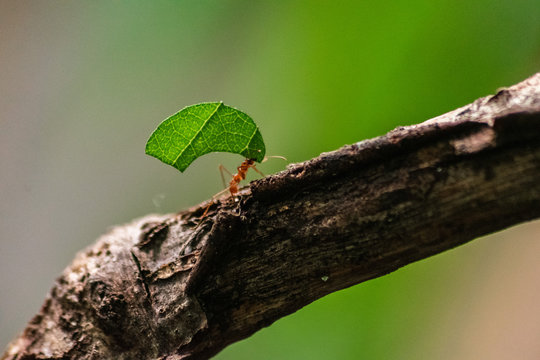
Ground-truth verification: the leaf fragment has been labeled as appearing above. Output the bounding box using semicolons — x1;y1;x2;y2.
145;102;266;172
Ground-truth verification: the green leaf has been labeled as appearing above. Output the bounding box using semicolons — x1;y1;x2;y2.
145;102;266;172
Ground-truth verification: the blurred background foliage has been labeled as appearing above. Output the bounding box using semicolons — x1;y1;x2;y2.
1;1;539;358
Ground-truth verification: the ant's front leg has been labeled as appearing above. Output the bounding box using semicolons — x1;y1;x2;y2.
251;165;265;177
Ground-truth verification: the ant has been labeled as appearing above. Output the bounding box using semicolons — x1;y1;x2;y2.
200;156;286;218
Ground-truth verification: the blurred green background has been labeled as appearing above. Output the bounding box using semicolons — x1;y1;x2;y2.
1;1;540;358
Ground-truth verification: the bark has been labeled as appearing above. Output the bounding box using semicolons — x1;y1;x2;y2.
3;73;540;360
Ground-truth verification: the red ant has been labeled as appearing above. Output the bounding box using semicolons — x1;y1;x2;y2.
200;156;286;218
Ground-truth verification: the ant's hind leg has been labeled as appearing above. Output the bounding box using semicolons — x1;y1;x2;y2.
200;201;214;219
199;186;231;219
218;164;233;188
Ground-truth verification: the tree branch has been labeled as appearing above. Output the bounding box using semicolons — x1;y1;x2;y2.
3;73;540;360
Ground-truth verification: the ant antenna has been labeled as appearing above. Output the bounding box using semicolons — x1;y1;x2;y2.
262;155;287;163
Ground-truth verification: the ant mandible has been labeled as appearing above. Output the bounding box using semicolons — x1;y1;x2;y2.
201;156;286;218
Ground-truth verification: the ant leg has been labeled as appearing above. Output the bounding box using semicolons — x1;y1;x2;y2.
218;164;233;188
201;201;213;219
200;186;231;219
251;165;265;177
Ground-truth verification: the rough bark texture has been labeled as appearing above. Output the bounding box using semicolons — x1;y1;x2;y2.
3;73;540;360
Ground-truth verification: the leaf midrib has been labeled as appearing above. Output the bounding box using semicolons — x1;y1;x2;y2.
172;102;222;167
